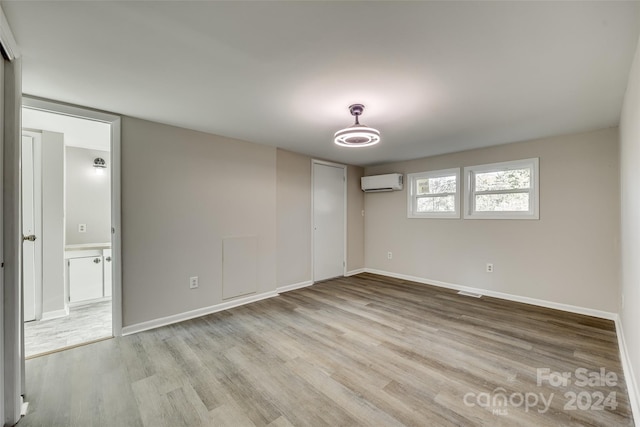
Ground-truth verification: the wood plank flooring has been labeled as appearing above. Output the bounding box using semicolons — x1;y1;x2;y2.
18;273;633;426
24;300;112;358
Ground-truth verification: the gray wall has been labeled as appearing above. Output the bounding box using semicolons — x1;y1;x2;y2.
121;117;277;326
620;23;640;411
120;123;366;329
347;163;365;272
276;149;312;287
365;127;620;313
65;147;111;245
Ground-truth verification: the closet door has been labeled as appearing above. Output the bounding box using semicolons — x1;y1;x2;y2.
312;161;346;281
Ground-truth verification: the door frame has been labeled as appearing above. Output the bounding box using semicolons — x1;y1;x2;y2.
311;159;347;282
22;96;123;336
1;5;23;424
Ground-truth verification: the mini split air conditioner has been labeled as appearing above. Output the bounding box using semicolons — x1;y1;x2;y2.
361;173;403;192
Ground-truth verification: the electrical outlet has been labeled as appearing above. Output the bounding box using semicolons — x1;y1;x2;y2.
189;276;199;289
486;263;494;273
387;251;393;260
78;224;87;233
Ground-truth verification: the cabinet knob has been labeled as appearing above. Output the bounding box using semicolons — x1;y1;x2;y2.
93;258;101;264
105;256;112;262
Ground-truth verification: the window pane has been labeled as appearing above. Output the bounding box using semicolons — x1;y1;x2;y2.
416;175;456;195
475;193;529;212
417;195;455;212
475;168;530;192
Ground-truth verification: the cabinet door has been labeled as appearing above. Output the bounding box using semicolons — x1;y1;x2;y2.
69;257;104;303
103;249;112;297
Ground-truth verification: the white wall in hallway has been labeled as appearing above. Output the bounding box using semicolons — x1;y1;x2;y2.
41;131;66;318
65;147;111;245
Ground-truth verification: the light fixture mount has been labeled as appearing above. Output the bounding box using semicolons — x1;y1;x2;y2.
334;103;380;148
349;103;365;120
93;157;106;175
93;157;106;168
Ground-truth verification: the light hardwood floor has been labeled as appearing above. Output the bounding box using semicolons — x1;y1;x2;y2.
18;274;633;426
24;300;112;358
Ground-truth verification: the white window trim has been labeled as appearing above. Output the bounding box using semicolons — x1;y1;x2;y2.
464;158;539;220
407;168;460;219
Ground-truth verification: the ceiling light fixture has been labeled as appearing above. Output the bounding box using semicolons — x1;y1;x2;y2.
334;104;380;148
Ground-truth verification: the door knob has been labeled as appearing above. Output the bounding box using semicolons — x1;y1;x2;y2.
22;235;36;242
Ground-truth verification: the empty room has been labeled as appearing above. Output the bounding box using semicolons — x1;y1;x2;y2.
1;1;640;426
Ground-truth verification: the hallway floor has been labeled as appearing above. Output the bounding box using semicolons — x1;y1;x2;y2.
24;300;112;358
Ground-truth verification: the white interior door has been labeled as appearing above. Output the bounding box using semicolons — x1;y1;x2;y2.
313;161;346;281
21;135;37;322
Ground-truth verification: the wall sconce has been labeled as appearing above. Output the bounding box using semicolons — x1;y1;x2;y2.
93;157;106;175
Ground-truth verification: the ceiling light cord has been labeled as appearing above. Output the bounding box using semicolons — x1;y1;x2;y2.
351;111;362;126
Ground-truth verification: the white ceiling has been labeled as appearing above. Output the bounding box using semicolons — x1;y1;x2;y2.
22;108;111;151
3;1;639;166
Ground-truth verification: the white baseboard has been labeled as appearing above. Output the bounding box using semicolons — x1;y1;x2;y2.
615;317;640;424
364;268;617;320
40;307;69;321
122;290;279;336
69;296;112;308
345;268;365;277
277;280;313;293
20;397;28;416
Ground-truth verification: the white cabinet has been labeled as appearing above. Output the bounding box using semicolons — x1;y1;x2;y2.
66;246;112;304
103;249;112;297
69;256;104;303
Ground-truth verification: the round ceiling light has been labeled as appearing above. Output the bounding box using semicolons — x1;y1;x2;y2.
334;104;380;148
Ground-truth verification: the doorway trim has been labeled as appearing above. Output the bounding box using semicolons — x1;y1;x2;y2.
22;96;123;336
311;159;347;282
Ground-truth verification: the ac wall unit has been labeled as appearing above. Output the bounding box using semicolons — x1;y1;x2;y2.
361;173;403;192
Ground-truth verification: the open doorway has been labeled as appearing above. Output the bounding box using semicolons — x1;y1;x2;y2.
20;99;121;357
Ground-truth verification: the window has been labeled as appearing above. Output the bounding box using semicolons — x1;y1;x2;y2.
407;168;460;218
464;158;539;219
